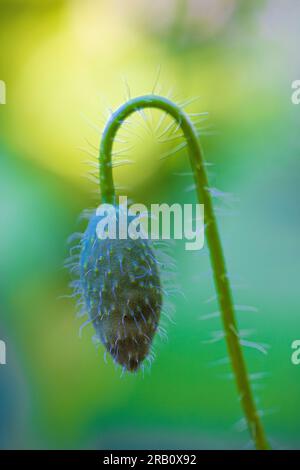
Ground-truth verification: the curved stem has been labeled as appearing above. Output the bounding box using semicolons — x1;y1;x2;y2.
99;95;270;450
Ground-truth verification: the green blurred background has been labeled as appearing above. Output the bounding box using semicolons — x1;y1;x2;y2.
0;0;299;449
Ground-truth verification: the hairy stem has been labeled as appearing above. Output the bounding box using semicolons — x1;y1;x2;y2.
99;95;269;450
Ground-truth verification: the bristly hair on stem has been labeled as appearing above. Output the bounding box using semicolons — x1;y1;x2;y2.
98;94;270;450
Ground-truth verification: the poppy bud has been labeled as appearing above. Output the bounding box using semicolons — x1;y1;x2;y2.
79;207;162;371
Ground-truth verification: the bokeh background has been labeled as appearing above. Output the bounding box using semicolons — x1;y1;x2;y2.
0;0;299;450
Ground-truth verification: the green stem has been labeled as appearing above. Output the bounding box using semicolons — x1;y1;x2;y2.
99;94;270;450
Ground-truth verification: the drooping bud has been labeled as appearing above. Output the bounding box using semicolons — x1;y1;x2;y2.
79;207;162;371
